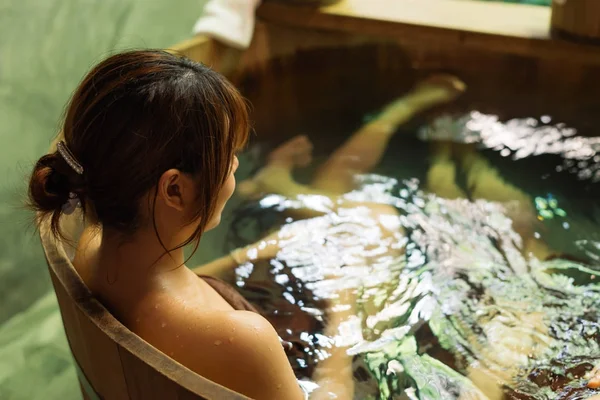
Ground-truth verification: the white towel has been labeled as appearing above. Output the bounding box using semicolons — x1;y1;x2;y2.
193;0;262;49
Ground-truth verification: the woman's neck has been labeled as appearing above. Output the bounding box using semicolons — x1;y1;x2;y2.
75;225;201;326
95;227;189;287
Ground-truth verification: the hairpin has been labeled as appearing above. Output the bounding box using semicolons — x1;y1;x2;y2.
56;140;84;175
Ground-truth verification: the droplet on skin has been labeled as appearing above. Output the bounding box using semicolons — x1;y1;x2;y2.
277;384;282;390
161;322;166;328
154;304;159;309
229;337;234;343
214;340;222;346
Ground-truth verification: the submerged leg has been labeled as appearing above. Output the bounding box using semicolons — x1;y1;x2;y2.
311;75;466;194
455;144;552;260
426;140;468;200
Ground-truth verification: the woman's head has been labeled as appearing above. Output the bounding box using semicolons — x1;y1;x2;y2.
29;50;249;251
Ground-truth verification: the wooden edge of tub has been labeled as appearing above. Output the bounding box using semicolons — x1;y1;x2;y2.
256;0;600;65
39;217;249;399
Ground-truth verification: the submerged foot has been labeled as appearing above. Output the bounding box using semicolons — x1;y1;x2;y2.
237;135;313;198
413;74;467;103
376;74;466;128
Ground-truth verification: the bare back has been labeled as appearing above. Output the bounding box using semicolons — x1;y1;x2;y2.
73;227;304;400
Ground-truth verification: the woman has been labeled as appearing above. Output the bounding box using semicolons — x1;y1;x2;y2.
29;50;304;400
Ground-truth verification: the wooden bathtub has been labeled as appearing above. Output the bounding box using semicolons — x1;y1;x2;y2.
44;1;600;399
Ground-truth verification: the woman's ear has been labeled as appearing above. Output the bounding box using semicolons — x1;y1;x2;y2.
157;169;191;212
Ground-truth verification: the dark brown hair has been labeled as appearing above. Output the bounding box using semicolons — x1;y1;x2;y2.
29;50;249;251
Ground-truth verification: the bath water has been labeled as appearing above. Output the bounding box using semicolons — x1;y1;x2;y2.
216;110;599;399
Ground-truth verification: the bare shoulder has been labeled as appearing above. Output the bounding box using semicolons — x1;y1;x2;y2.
152;309;304;400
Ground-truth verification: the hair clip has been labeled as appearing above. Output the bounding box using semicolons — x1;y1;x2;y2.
56;141;84;175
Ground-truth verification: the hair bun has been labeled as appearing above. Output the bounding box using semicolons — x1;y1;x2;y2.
28;153;72;213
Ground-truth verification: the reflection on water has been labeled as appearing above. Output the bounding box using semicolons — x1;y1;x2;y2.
421;112;600;182
227;113;599;399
